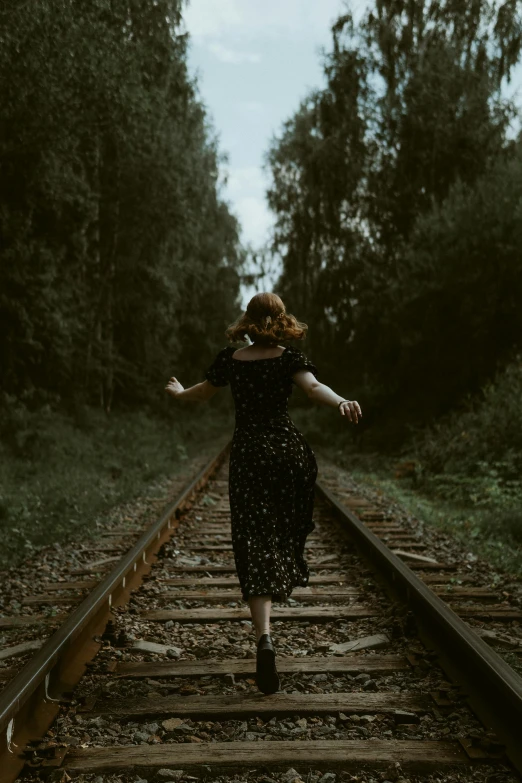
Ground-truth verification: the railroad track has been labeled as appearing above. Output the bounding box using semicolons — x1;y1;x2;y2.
1;444;522;782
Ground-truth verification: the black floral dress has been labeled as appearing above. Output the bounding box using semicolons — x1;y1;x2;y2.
204;345;319;602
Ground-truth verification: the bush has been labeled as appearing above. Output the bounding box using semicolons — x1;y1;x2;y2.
412;359;522;483
0;403;231;568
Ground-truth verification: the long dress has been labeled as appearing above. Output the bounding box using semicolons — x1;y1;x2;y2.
204;344;319;602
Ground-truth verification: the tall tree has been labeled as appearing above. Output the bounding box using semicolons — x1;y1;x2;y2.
0;0;243;413
266;0;522;439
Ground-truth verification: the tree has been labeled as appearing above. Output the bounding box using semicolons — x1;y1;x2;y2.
266;0;522;441
0;0;243;413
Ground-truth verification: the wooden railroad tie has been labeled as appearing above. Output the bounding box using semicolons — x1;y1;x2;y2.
0;614;67;629
20;585;499;606
114;654;409;678
60;739;471;773
141;606;380;623
158;589;361;604
41;580;97;591
158;574;353;586
179;544;348;552
82;691;431;719
164;562;349;572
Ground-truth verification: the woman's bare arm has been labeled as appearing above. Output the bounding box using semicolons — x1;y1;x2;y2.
292;370;362;423
165;377;220;402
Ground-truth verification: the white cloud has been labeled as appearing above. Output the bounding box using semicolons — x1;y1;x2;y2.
235;195;273;246
185;0;345;43
223;166;272;246
183;1;374;246
208;42;261;65
184;0;243;40
226;166;267;198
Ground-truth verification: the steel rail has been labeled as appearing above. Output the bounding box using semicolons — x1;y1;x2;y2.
316;479;522;773
0;443;229;781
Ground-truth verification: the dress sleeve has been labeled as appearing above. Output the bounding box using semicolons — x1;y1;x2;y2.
204;347;231;387
287;348;319;383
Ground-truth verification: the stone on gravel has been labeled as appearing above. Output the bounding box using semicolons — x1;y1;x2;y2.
282;769;303;783
162;718;184;731
363;678;379;691
319;774;337;783
476;628;522;649
172;723;193;734
132;640;182;656
393;710;419;724
61;735;80;746
143;722;160;734
133;731;150;743
329;634;389;653
88;716;109;728
156;770;184;781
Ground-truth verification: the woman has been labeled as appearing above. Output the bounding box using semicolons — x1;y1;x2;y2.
165;292;361;695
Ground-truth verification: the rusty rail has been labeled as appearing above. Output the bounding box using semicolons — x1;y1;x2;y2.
0;444;229;782
316;479;522;773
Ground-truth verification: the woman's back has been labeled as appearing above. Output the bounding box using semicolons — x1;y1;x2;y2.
204;344;318;424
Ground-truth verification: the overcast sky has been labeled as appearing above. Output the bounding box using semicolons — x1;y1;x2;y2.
184;0;522;254
184;0;364;250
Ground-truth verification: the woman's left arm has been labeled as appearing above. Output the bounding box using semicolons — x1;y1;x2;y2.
292;370;362;423
165;377;220;402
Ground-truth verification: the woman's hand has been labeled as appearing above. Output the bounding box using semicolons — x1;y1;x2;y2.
339;400;362;423
165;377;184;398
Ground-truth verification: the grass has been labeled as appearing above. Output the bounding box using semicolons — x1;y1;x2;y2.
286;403;521;576
0;403;233;570
3;390;520;580
316;444;522;578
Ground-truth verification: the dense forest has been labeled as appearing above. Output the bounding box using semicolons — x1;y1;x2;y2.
0;0;243;564
0;0;243;420
1;0;521;566
265;0;522;563
267;0;522;446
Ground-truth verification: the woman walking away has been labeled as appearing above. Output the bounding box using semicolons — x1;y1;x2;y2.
165;293;362;695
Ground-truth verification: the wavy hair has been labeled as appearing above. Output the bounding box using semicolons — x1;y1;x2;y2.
225;292;308;345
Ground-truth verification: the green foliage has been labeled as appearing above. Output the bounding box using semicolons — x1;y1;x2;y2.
0;0;243;413
266;0;522;573
323;446;522;576
0;404;231;568
410;359;522;509
266;0;522;443
316;356;522;574
371;147;522;427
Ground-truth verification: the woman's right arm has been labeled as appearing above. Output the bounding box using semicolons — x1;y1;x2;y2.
292;370;362;424
165;377;220;402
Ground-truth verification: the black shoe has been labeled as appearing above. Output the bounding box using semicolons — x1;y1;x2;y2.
256;633;280;695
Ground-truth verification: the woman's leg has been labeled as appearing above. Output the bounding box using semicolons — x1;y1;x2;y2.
249;594;279;693
248;594;272;641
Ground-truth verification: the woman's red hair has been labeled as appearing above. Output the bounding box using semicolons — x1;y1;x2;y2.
226;292;308;345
